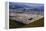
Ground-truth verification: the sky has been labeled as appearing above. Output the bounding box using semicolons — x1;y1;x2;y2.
9;2;44;12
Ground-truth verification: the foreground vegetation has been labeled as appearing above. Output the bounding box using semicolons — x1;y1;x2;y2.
9;18;44;29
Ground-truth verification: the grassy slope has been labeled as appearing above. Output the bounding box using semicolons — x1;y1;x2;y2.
9;17;44;29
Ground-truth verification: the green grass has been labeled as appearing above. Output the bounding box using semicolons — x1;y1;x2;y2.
9;17;44;29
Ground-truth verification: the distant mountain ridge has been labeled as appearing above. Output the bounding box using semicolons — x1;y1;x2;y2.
9;2;44;12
